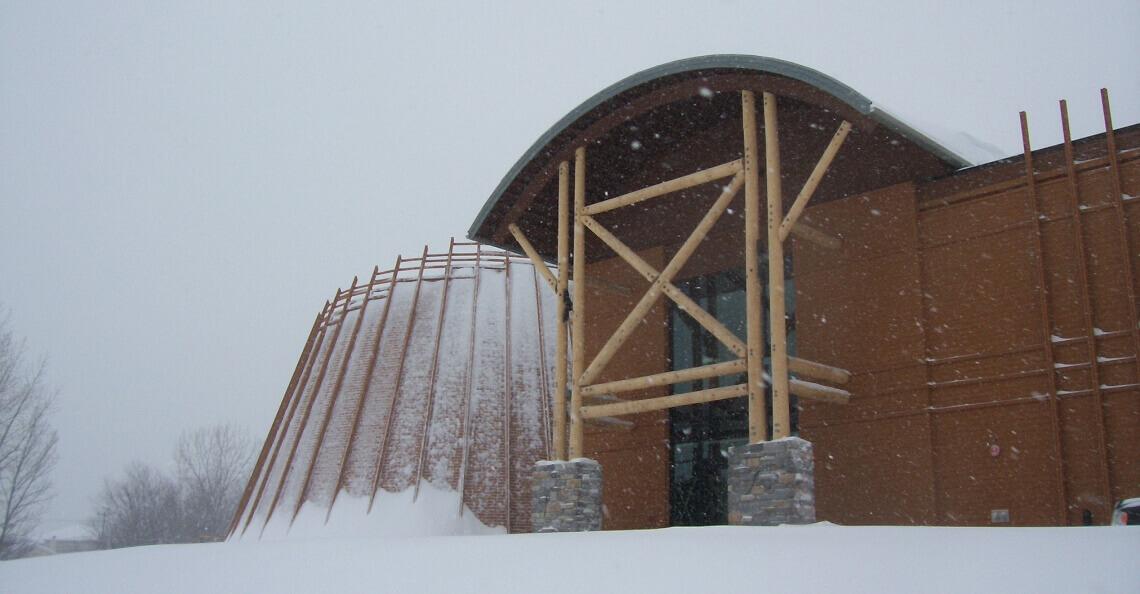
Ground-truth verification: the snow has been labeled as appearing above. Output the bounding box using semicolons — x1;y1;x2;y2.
245;483;503;541
3;523;1136;593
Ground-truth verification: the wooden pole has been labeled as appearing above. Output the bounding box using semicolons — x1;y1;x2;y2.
579;170;745;386
368;247;429;512
1060;99;1113;518
788;356;851;385
457;245;482;515
581;384;748;419
570;147;587;459
413;241;456;502
1020;112;1068;525
292;275;367;524
789;222;841;249
553;162;571;460
582;359;747;397
230;307;325;537
508;223;557;292
582;159;742;215
1101;89;1140;418
779;120;852;241
742;90;767;443
789;379;850;404
764;91;791;439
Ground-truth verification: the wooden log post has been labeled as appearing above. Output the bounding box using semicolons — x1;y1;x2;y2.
742;90;767;443
570;147;587;459
552;161;571;460
764;91;791;439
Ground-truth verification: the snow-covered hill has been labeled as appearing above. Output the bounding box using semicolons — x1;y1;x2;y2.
3;523;1136;593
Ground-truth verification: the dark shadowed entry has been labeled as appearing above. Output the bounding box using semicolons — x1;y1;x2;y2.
669;258;795;526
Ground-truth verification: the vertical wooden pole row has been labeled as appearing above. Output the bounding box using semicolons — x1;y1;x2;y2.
243;301;332;534
264;286;351;533
1060;100;1114;516
554;161;571;460
1020;113;1068;525
413;240;456;501
764;91;791;439
328;261;394;522
369;247;430;512
1100;89;1140;393
457;245;483;515
741;90;767;444
569;147;587;459
229;307;325;537
291;274;371;525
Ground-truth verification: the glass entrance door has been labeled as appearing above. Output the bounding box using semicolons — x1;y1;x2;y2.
668;257;794;526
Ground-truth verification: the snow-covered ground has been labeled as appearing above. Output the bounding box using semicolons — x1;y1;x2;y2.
3;522;1137;593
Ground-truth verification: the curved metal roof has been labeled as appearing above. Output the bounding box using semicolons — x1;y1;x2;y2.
467;55;969;254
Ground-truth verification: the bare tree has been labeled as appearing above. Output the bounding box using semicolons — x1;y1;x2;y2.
90;424;254;548
0;319;59;560
91;462;182;549
175;424;254;542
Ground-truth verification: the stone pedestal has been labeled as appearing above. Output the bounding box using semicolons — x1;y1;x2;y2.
727;437;815;526
530;459;602;532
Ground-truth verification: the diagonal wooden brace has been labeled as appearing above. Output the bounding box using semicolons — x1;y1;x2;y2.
578;171;746;385
508;223;557;293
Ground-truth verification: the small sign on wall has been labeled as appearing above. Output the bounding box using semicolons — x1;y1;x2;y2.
991;509;1010;523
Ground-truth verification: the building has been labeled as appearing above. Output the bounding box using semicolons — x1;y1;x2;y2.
468;55;1139;528
235;56;1138;536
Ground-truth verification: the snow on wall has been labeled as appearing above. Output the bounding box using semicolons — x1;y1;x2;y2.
231;243;559;539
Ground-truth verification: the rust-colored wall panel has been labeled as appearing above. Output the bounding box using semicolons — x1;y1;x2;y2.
795;182;918;275
928;348;1048;385
797;251;924;373
583;247;671;530
585;441;670;530
919;188;1032;245
932;402;1061;526
921;227;1041;359
805;415;934;525
1103;390;1140;503
1082;208;1133;332
802;366;927;424
1038;219;1089;339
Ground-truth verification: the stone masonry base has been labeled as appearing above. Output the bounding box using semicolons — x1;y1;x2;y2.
530;459;602;532
727;437;815;526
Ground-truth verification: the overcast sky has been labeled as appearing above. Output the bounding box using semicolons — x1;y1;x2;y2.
2;1;1137;530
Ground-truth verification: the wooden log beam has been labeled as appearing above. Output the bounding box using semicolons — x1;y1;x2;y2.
569;147;587;459
553;161;570;460
788;356;851;385
584;417;635;431
580;384;748;419
583;393;627;406
778;120;852;241
508;223;557;293
789;222;841;249
582;159;743;216
743;90;767;444
765;91;791;440
581;359;747;397
790;379;850;404
580;216;747;357
579;171;745;386
586;277;632;296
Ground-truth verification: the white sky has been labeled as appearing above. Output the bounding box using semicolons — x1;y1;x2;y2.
1;1;1137;529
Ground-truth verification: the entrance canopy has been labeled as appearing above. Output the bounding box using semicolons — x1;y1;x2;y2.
468;55;969;259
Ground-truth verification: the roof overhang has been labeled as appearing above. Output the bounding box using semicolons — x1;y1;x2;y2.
468;55;970;259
